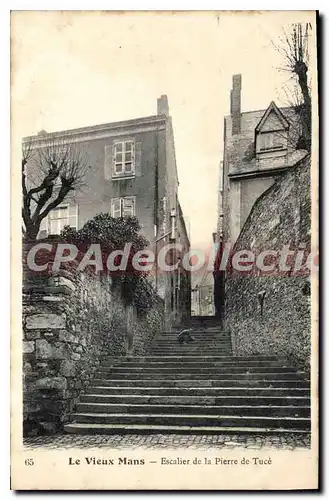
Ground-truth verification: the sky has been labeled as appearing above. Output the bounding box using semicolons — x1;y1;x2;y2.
11;10;316;250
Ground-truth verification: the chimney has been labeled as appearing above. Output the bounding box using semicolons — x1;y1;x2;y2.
230;74;241;135
157;94;169;116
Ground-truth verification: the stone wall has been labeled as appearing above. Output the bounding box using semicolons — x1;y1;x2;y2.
225;155;312;370
23;251;164;436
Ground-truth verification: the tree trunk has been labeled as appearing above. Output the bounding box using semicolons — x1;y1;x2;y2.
295;61;312;152
24;223;40;241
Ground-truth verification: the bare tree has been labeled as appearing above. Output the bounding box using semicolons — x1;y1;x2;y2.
22;136;90;240
273;23;312;152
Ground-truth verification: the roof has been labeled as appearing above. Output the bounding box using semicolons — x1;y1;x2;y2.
224;102;299;176
255;101;290;132
22;114;167;145
225;104;297;137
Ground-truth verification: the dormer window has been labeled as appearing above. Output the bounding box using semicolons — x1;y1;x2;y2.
256;130;288;153
255;101;290;157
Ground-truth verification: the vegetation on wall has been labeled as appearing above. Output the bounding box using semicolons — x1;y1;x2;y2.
61;213;158;315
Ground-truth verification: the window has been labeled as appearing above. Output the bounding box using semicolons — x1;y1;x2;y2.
256;131;287;153
49;206;69;235
47;205;78;235
111;197;136;218
112;140;135;177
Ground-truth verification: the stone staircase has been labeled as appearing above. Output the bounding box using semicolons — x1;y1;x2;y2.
64;320;311;435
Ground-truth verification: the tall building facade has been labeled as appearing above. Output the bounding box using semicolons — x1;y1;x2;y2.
23;95;191;325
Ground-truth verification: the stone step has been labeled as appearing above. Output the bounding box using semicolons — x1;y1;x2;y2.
158;329;228;333
170;327;222;332
148;354;234;358
90;378;310;388
64;422;310;435
94;371;306;381
186;324;222;327
100;360;296;369
81;394;310;406
154;332;231;342
152;341;232;346
150;347;233;352
157;333;228;338
96;366;302;375
150;342;231;346
189;317;220;323
148;350;233;356
151;344;232;349
76;402;310;418
69;412;311;429
149;348;232;356
184;327;223;332
167;331;223;336
150;348;232;351
101;356;280;363
152;336;229;340
85;386;310;397
150;348;231;353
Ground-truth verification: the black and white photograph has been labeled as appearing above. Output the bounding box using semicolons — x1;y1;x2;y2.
11;9;318;490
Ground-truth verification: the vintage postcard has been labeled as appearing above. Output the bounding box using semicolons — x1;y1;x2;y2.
11;10;319;490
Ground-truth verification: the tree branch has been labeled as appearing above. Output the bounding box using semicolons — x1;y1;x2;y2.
22;135;90;239
37;184;73;222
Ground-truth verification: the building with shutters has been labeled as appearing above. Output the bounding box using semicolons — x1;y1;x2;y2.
23;94;191;324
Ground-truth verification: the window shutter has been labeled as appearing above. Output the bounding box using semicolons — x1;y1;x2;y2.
257;133;264;151
111;198;121;218
112;144;117;177
135;141;142;176
273;131;285;149
38;216;48;238
122;197;136;217
258;133;270;151
68;204;78;229
104;145;111;180
257;131;286;152
39;217;47;231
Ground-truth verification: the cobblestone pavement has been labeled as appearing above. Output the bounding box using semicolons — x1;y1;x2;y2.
24;433;311;450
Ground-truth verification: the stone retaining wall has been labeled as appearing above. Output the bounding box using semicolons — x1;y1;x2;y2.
225;155;313;370
23;251;164;436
